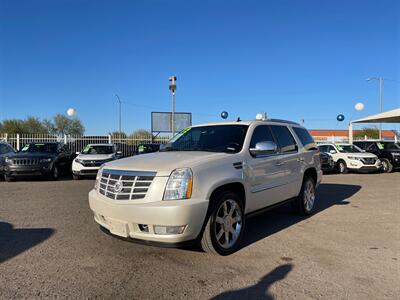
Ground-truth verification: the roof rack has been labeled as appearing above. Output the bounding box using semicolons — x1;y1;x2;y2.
267;119;300;125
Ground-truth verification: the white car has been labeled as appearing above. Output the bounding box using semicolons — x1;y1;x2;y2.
318;143;381;174
72;144;121;179
89;118;322;255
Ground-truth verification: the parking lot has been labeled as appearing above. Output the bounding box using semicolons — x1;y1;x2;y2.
0;173;398;299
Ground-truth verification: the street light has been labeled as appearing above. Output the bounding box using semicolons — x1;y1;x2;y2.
115;94;122;134
169;76;177;136
366;77;383;139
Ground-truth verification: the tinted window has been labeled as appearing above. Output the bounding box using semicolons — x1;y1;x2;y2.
292;127;316;150
161;125;249;153
249;125;275;149
83;145;114;154
270;125;297;153
318;145;328;153
21;143;58;153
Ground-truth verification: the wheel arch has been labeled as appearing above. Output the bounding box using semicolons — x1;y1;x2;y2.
208;181;246;211
303;167;317;184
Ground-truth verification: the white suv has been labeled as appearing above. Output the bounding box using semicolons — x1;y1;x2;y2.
89;119;322;255
317;143;381;174
72;144;121;179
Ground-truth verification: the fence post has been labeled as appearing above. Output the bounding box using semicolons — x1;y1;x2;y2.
4;133;7;142
64;135;67;145
108;134;112;144
16;134;20;150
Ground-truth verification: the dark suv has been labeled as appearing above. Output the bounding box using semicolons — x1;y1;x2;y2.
353;141;400;173
4;142;73;181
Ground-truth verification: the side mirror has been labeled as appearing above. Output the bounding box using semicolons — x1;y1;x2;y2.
250;141;277;157
116;151;122;155
75;152;80;155
329;150;337;154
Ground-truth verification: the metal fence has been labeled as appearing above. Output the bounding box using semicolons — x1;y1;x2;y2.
0;133;170;157
313;135;397;143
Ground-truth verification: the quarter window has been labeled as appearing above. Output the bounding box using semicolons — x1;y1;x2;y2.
292;127;316;150
270;125;298;153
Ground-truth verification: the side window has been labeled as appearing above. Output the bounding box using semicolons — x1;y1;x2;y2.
328;145;336;153
368;143;378;151
318;145;328;153
270;125;298;153
249;125;275;149
292;127;316;150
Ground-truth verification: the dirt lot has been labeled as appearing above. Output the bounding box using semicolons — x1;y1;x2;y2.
0;173;399;299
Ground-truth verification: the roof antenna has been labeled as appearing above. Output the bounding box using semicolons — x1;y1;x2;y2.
237;117;241;122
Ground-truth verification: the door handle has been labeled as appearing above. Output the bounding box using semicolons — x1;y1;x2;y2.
297;157;305;162
275;162;285;166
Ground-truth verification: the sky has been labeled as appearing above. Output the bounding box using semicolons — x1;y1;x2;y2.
0;0;399;134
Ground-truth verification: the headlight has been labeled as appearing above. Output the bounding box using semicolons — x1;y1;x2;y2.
392;152;400;156
40;158;52;163
94;166;104;191
74;158;84;165
5;157;13;163
348;156;362;160
163;168;193;200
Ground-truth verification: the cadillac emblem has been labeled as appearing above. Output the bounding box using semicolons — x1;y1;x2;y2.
113;180;123;193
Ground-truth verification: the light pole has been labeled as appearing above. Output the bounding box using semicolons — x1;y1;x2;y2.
169;76;177;136
115;94;122;134
366;77;383;139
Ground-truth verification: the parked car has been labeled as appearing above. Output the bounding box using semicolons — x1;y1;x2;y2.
72;144;122;179
0;142;16;176
88;118;322;255
4;142;72;181
319;152;335;173
136;143;160;155
318;143;381;174
353;141;400;173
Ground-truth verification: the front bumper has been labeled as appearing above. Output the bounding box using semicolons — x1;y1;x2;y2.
72;161;100;176
88;189;209;244
4;164;52;177
347;159;381;173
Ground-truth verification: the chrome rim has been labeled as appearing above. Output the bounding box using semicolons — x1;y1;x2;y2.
382;161;388;171
214;199;242;249
303;180;315;212
339;163;345;173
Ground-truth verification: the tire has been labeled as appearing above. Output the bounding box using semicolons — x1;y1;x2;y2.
4;174;15;182
381;159;393;173
200;191;245;255
337;160;348;174
51;166;59;180
293;176;316;216
73;174;80;180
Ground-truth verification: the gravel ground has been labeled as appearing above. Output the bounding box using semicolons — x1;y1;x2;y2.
0;173;399;299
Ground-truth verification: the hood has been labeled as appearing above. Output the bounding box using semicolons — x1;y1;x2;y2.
102;151;232;176
9;152;56;159
344;152;378;158
77;153;114;160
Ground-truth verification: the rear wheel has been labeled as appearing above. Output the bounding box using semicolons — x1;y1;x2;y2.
51;166;59;180
200;191;244;255
381;159;393;173
293;176;316;215
337;160;348;174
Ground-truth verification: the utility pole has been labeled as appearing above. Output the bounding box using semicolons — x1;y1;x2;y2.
366;77;383;139
169;76;177;136
115;94;122;134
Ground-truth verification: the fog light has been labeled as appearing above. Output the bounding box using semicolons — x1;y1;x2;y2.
153;225;186;235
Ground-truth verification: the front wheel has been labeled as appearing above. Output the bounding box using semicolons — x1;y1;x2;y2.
200;192;245;255
293;176;316;216
51;166;59;180
337;160;348;174
381;159;393;173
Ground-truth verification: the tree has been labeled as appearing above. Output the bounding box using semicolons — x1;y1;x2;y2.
46;114;85;135
0;117;48;134
111;131;127;139
130;129;152;139
354;127;379;139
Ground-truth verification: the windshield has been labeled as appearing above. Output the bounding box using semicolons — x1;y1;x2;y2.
161;125;249;153
21;143;58;153
377;142;400;150
82;145;114;155
336;144;362;153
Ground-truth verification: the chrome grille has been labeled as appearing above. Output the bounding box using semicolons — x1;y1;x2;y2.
82;160;109;167
98;169;156;200
361;158;376;165
12;158;40;165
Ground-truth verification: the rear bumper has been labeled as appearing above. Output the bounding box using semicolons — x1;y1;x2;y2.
88;189;209;244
